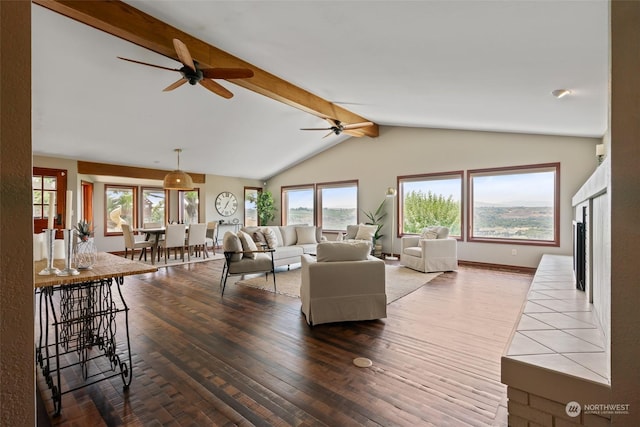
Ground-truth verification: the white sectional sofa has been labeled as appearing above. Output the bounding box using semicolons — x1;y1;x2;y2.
241;225;324;268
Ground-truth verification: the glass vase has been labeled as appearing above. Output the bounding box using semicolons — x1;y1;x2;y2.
74;237;97;270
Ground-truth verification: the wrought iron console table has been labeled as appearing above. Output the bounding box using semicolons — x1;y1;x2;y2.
34;253;156;415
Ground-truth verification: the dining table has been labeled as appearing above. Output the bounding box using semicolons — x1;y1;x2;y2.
133;227;168;265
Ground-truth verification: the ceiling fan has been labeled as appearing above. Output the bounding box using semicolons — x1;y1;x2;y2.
301;118;374;138
118;38;254;99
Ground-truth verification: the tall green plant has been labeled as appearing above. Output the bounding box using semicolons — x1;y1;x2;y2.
362;199;387;242
249;190;276;226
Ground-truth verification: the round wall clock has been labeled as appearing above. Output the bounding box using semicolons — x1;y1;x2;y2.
215;191;238;217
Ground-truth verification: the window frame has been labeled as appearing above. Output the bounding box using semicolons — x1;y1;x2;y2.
178;189;200;224
316;180;359;232
398;171;464;239
33;167;68;235
244;186;261;227
104;184;137;236
140;187;167;226
467;162;560;246
281;184;316;225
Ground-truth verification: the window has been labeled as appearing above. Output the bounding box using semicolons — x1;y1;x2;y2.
244;187;260;227
317;181;358;231
33;167;67;233
468;163;559;245
399;172;463;238
141;187;166;225
179;189;200;224
282;185;314;225
105;185;136;235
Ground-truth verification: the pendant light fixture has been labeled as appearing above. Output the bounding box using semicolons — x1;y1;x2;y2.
163;148;194;190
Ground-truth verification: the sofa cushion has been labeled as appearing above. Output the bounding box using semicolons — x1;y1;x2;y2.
345;224;359;240
296;226;317;244
274;245;304;260
420;229;438;240
404;246;423;257
222;232;243;262
279;225;300;246
237;230;258;259
355;224;377;241
261;227;279;248
316;241;371;262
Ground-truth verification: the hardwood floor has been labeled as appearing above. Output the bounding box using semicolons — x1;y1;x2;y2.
37;260;532;426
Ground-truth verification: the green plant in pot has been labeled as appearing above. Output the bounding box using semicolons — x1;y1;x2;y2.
362;199;387;256
249;190;277;226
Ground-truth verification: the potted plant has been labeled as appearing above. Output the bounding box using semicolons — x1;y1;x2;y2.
249;190;276;226
74;220;97;269
362;199;387;256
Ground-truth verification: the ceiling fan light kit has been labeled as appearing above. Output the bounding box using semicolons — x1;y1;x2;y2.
163;148;194;190
552;89;571;98
301;118;374;138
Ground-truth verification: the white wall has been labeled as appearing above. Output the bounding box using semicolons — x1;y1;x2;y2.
267;126;600;268
32;155;261;253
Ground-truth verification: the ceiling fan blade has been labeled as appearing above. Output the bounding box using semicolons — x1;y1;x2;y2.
201;68;254;79
172;38;196;72
199;79;234;99
343;121;374;130
300;127;332;131
322;131;335;139
163;78;188;92
117;57;179;72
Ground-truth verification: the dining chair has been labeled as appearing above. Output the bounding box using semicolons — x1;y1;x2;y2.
186;223;208;261
206;221;219;255
158;224;186;264
143;221;164;244
121;223;154;261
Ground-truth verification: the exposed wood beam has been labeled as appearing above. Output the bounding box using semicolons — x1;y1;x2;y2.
77;161;206;184
33;0;379;137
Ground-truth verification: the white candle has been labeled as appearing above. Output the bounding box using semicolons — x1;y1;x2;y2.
66;190;73;228
47;198;55;229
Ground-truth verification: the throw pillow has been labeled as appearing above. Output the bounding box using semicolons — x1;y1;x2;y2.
261;227;279;249
316;241;372;262
421;230;438;240
252;231;267;246
296;226;317;245
345;224;359;240
355;224;377;241
421;226;450;239
222;231;243;262
280;225;300;246
237;230;258;259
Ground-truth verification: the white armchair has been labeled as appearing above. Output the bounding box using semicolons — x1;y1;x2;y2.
301;241;386;326
400;227;458;273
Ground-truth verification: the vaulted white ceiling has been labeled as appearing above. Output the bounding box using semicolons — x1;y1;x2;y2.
32;1;608;180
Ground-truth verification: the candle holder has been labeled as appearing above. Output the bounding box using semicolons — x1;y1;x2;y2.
39;229;61;276
57;229;79;276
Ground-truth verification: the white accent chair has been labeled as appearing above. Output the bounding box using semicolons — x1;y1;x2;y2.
220;231;276;296
400;226;458;273
301;241;386;326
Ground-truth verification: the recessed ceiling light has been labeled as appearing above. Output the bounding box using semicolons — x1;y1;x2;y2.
552;89;571;98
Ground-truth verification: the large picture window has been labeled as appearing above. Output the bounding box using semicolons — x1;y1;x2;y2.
179;189;200;224
468;163;559;245
399;172;463;238
282;185;315;225
105;185;136;235
244;187;260;227
141;187;166;225
317;181;358;231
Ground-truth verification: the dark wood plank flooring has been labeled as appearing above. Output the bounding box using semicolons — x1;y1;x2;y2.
37;259;532;426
